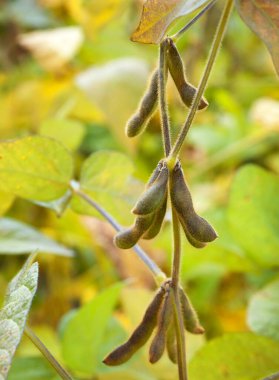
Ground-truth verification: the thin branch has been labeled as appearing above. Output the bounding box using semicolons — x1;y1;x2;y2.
70;181;165;280
159;40;171;156
261;374;279;380
169;0;234;159
24;326;73;380
171;0;217;42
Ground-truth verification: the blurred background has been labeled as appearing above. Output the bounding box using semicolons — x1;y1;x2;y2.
0;0;279;379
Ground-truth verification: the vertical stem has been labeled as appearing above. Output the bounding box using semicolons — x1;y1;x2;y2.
169;0;234;159
24;326;73;380
171;208;181;287
159;41;171;156
171;207;187;380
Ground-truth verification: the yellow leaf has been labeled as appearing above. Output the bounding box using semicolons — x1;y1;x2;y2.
131;0;210;44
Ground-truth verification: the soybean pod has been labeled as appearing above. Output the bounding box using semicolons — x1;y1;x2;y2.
179;288;205;335
114;213;155;249
167;39;208;110
132;164;169;216
170;161;217;243
177;215;207;249
166;318;177;364
149;290;172;364
125;69;159;138
103;286;165;366
143;195;167;240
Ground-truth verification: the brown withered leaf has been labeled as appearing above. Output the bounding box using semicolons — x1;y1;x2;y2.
235;0;279;76
131;0;210;44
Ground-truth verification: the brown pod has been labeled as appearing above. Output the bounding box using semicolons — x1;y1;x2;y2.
177;214;206;249
149;290;172;364
103;286;165;366
125;69;159;138
167;39;208;110
142;195;167;240
166;318;177;364
170;162;217;243
179;288;205;335
132;165;169;216
114;213;155;249
146;160;164;187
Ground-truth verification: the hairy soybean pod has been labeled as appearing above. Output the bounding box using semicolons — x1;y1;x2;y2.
177;215;206;249
103;286;165;366
170;162;217;243
132;165;169;216
149;291;172;364
146;160;164;187
166;319;177;364
179;288;205;335
167;39;208;110
114;213;155;249
143;195;167;240
125;69;159;138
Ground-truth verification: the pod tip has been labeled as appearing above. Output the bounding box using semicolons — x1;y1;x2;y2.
194;325;205;334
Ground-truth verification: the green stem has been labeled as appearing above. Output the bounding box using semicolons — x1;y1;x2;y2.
24;326;73;380
171;0;217;42
171;207;187;380
171;208;181;288
169;0;234;159
159;40;171;156
70;181;165;281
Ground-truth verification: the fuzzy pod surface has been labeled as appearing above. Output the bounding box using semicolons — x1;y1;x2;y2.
125;69;159;138
114;213;155;249
170;162;217;243
149;290;172;364
132;164;169;216
103;286;166;366
179;288;205;335
167;39;208;110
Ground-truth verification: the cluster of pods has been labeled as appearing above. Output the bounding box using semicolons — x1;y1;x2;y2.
104;280;204;366
104;38;218;366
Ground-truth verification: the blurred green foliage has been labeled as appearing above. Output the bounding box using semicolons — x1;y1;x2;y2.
0;0;279;379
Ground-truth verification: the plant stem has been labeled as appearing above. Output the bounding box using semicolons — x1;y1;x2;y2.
70;181;165;281
171;0;217;42
169;0;234;159
24;326;73;380
159;40;171;156
171;208;181;288
171;207;187;380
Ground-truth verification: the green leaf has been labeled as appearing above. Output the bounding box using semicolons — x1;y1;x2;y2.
235;0;279;76
0;191;14;216
0;218;73;257
131;0;210;44
39;118;85;151
8;357;60;380
247;279;279;342
0;136;73;202
227;165;279;267
0;255;39;379
189;332;279;380
95;317;127;372
61;282;123;376
32;190;73;217
71;151;141;224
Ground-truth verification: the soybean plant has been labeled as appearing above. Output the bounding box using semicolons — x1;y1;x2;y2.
102;1;234;379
